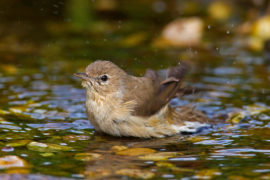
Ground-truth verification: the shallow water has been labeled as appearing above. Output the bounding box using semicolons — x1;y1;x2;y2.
0;0;270;179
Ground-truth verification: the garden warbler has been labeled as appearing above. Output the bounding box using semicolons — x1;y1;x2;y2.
74;60;210;138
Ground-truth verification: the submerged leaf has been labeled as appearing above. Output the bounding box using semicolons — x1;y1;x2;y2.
139;152;182;161
5;168;30;174
208;1;232;21
74;153;101;161
63;135;91;141
194;169;222;179
0;156;28;169
228;112;246;124
187;136;209;143
0;64;18;74
85;168;111;178
40;153;54;157
0;109;9;115
116;168;154;179
27;142;72;152
227;104;270;123
228;175;251;180
6;140;31;147
111;145;128;152
116;148;156;156
252;15;270;40
156;162;194;172
120;32;148;47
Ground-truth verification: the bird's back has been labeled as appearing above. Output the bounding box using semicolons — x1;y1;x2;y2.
123;63;189;117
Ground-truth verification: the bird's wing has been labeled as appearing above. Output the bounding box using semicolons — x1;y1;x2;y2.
131;63;189;117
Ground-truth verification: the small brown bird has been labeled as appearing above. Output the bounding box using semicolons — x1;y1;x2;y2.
74;60;210;138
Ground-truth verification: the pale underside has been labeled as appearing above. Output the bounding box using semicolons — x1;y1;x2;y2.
85;82;210;138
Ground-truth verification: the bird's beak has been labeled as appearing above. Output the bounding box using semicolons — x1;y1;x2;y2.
74;72;90;81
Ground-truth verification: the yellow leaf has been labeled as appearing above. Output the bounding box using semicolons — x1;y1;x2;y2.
85;169;111;178
227;112;246;124
116;168;154;179
116;148;156;156
252;15;270;40
6;140;31;147
0;64;18;74
0;156;28;169
0;109;9;115
208;1;232;21
187;136;208;143
40;153;54;157
74;153;101;161
27;142;72;152
194;169;221;179
228;175;251;180
156;162;194;172
120;32;147;47
63;135;91;141
6;168;30;174
139;152;182;161
111;145;128;152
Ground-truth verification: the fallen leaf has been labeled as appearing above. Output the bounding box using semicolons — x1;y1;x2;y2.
139;152;182;161
27;142;72;152
0;64;18;74
156;162;194;172
111;145;128;152
74;153;101;161
116;168;154;179
208;1;232;21
156;162;174;168
228;175;251;180
40;153;54;157
0;156;28;169
116;148;156;156
120;32;147;47
6;140;31;147
85;168;111;178
187;136;209;143
194;169;222;179
0;109;10;115
261;173;270;180
252;15;270;40
63;135;91;141
227;104;270;123
227;112;246;123
6;168;30;174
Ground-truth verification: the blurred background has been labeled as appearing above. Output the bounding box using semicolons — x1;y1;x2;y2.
0;0;270;179
0;0;270;72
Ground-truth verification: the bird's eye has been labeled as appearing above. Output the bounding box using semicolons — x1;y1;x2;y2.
100;75;108;82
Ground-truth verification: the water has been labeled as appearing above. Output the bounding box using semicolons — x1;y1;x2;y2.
0;0;270;179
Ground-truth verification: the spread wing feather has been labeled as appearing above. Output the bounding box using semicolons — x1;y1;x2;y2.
143;63;189;116
130;63;189;116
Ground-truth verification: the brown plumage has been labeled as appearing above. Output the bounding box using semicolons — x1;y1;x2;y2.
74;60;210;138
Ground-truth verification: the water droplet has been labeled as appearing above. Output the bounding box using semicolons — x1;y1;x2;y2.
43;161;51;165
